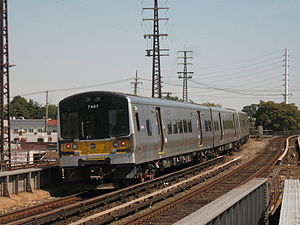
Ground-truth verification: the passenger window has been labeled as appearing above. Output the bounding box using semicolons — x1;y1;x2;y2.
183;120;188;133
205;120;212;132
172;120;178;134
205;121;209;132
178;120;183;133
209;121;212;131
146;119;152;136
188;120;192;133
167;120;172;134
135;113;140;131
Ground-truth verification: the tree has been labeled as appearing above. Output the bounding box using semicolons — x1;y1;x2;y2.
28;99;44;119
10;96;58;119
48;105;58;119
255;101;300;131
201;102;222;108
10;96;31;118
242;104;258;123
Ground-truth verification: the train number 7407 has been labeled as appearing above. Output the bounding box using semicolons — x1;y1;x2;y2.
87;104;99;109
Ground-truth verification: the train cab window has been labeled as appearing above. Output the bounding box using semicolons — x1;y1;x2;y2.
167;120;172;134
172;120;178;134
61;112;79;139
188;120;192;133
178;120;183;133
146;119;152;136
183;120;188;133
135;113;141;131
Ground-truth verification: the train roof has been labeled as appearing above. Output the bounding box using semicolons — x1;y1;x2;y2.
60;91;244;114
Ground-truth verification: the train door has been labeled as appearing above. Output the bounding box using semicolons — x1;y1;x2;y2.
197;111;203;146
219;113;224;141
155;107;164;154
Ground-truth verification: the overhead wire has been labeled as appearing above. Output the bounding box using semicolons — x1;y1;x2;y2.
141;77;281;95
189;80;280;97
195;63;282;79
194;66;281;84
196;50;283;70
18;78;133;97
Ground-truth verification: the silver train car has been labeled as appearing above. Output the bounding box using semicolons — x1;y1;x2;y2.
58;91;249;184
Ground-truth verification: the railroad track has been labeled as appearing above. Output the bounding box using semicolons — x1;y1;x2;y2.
1;156;225;225
120;136;287;225
5;136;288;225
0;192;85;224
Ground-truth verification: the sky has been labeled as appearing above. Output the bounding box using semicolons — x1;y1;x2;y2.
8;0;300;110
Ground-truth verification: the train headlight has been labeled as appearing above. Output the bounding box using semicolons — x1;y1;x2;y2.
72;144;78;150
113;141;119;148
66;144;71;149
120;141;126;147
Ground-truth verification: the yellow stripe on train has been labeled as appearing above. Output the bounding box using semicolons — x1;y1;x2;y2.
61;140;131;155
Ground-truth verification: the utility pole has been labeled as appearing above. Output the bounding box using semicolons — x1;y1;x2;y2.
177;51;193;102
130;70;143;95
0;0;11;170
283;48;290;104
44;91;49;133
143;0;169;98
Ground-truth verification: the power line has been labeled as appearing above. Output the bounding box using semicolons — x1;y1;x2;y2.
196;50;282;70
17;78;133;97
196;63;282;79
141;77;281;95
189;80;280;97
196;66;281;83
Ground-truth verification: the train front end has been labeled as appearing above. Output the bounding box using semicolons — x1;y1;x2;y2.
58;92;134;184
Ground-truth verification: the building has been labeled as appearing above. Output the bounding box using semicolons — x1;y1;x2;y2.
10;119;58;144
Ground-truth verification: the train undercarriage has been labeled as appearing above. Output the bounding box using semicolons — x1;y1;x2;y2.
61;137;248;189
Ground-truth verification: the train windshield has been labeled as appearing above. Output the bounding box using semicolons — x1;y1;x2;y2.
60;106;129;140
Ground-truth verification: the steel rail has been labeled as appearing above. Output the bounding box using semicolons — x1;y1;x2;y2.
69;158;241;225
0;194;82;223
5;157;224;225
277;135;299;165
121;136;287;225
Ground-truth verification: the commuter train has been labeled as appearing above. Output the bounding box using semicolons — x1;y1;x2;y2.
58;91;249;185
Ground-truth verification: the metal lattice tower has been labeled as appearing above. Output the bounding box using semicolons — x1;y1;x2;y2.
143;0;169;98
0;0;11;170
283;48;290;104
178;51;193;102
